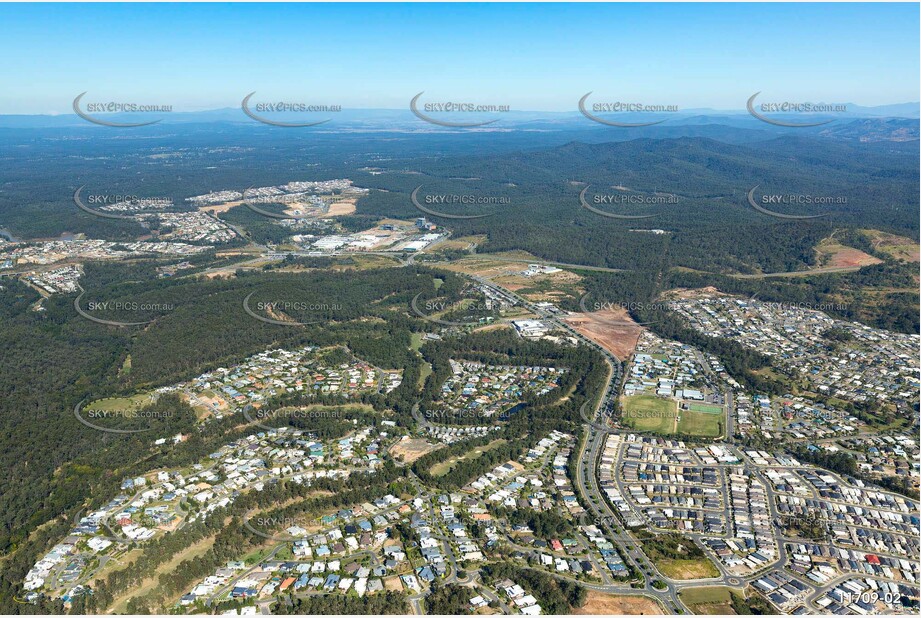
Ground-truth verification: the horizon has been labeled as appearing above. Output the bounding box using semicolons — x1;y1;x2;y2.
6;99;921;118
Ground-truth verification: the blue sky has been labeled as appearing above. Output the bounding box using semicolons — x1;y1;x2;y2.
1;3;918;114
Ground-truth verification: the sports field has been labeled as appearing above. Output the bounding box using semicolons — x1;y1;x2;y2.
622;395;724;437
676;410;723;437
620;395;677;433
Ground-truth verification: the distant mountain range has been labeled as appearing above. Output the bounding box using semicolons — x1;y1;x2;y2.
0;101;918;133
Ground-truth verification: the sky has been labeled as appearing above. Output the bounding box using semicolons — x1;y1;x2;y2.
1;2;918;114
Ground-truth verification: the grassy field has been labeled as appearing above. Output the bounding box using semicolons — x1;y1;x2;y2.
688;403;722;414
680;587;733;605
273;545;294;561
639;532;721;581
241;544;275;565
410;333;433;387
391;438;442;464
680;586;736;614
432;235;488;252
676;409;723;438
429;438;507;477
862;229;920;263
118;354;132;377
336;254;402;270
86;392;156;414
656;557;721;580
620;395;677;433
418;361;433;387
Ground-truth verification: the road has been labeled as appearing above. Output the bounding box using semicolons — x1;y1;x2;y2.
463;254;630;274
730;265;864;279
470;274;698;612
